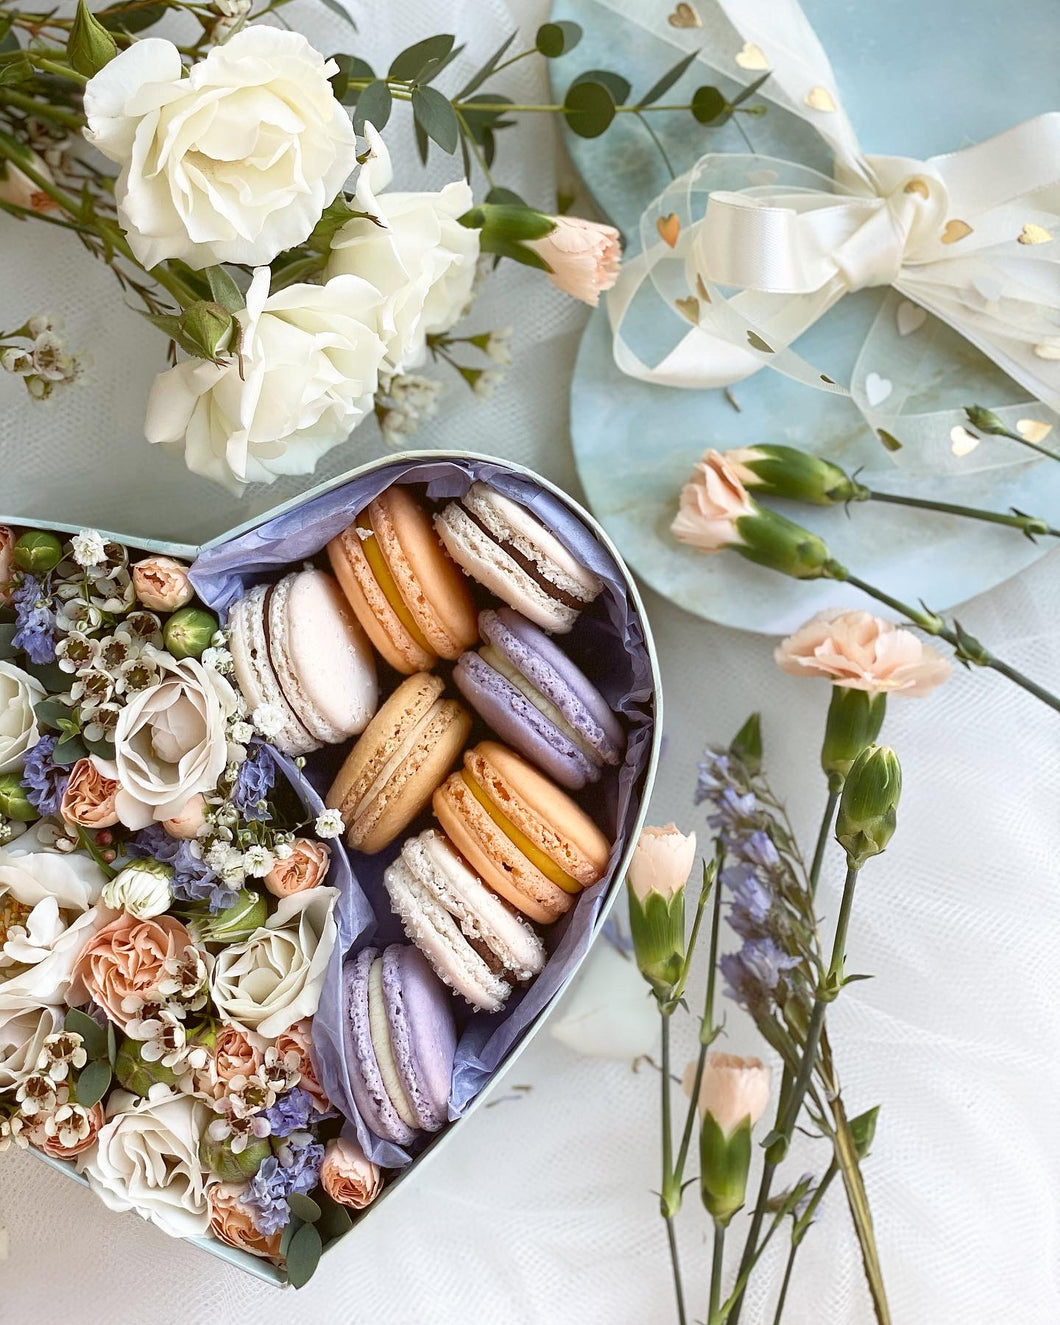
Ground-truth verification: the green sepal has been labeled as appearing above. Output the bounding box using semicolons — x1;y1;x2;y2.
820;687;886;785
699;1113;752;1224
738;444;869;505
68;0;118;77
0;772;37;822
835;745;901;868
732;507;834;580
627;881;686;1000
13;530;63;575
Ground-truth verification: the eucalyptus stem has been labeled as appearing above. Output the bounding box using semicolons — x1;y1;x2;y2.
865;490;1059;539
709;1222;726;1321
660;1012;687;1325
808;788;840;900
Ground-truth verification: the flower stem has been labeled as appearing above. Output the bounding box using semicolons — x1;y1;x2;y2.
709;1221;726;1321
771;1159;839;1324
808;788;840;901
834;569;1060;716
772;1239;798;1325
865;490;1059;538
660;1011;687;1325
0;87;85;129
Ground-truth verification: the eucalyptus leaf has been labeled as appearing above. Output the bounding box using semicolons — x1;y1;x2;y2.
570;68;630;105
99;1;166;33
388;33;454;83
74;1058;112;1109
204;266;244;314
730;70;771;108
22;661;67;694
83;734;116;761
412;85;459;153
638;48;698;107
285;1220;323;1289
64;1008;108;1061
417;42;464;86
279;1215;304;1259
353;80;392;134
287;1192;322;1223
416;115;431;167
454;31;515;100
315;1193;354;1243
485;185;526;207
563;80;616;139
535;20;582;58
692;85;728;124
330;53;374;104
312;0;357;33
52;735;88;768
106;1020;117;1067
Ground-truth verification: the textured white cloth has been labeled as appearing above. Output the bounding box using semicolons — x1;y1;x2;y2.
1;2;1059;1322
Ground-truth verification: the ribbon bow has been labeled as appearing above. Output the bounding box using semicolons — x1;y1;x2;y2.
607;0;1060;475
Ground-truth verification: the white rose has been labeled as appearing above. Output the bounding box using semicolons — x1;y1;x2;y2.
325;124;479;371
79;1085;211;1238
100;860;173;919
145;267;386;493
110;653;237;829
0;660;45;773
82;29;357;270
0;1002;61;1092
210;887;338;1037
0;825;113;1009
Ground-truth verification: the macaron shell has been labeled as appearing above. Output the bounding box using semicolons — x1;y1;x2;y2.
327;526;436;674
270;569;378;742
433;771;573;924
371;488;478;661
342;947;418;1146
382;944;456;1132
228;584;318;756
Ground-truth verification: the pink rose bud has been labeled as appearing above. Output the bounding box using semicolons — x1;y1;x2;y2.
0;526;14;606
320;1137;383;1210
162;793;207;839
264;838;330;898
527;215;621;306
132;555;195;612
627;823;697;902
60;757;121;830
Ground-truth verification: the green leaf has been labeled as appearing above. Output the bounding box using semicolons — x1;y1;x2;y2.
312;0;357;32
570;68;630;105
83;734;116;761
0;53;31;85
106;1020;117;1067
285;1220;323;1289
315;1193;353;1244
485;186;526;207
730;70;771;108
64;1008;108;1061
278;1215;303;1259
535;20;582;58
638;48;699;107
304;195;353;252
52;735;88;767
22;661;67;693
98;1;166;33
287;1192;322;1223
416;114;431;167
67;0;118;77
31;697;71;731
329;53;374;104
204;266;244;314
353;79;392;134
459;92;513;141
691;85;728;124
412;85;459;153
388;33;454;83
563;79;616;139
74;1058;111;1108
0;16;18;53
418;42;465;85
0;623;14;659
455;31;516;99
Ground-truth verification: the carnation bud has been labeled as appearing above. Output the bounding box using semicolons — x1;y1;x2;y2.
67;0;118;77
101;859;173;919
820;688;887;788
835;745;901;868
963;405;1008;436
724;445;868;506
626;825;696;1001
114;1036;178;1095
733;506;837;581
163;607;219;660
192;889;266;945
684;1054;771;1225
178;301;235;362
13;529;63;575
0;773;38;822
199;1131;271;1183
458;202;557;267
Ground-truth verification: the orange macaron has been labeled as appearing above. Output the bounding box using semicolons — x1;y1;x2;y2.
327;487;478;674
432;741;611;924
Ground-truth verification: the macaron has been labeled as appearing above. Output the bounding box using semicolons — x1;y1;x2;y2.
454;608;625;790
384;829;547;1013
434;482;603;633
327;486;478;674
343;943;456;1146
325;672;471;853
228;568;378;757
433;741;611;925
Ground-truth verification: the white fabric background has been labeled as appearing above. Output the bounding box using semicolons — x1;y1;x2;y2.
2;2;1059;1322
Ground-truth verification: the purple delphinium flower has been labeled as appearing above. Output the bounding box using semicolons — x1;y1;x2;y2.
739;936;801;991
11;575;57;665
127;823;238;913
737;829;780;870
22;736;69;815
261;1087;316;1139
723;864;776;940
232;743;275;823
244;1133;325;1236
707;787;759;835
694;749;736;805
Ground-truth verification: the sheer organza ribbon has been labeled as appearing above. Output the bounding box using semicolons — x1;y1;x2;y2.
605;0;1060;474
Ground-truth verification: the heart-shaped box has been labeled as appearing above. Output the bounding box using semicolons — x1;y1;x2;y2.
5;451;662;1285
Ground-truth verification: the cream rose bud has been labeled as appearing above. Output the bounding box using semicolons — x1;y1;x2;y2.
0;661;45;773
109;653;238;829
321;1137;382;1209
775;609;952;697
684;1053;772;1138
162;793;206;840
209;887;339;1037
101;860;173;919
526;215;622;307
79;1086;211;1238
325;124;479;372
82;29;358;270
0;526;14;605
132;556;194;613
145;267;387;493
628;824;697;901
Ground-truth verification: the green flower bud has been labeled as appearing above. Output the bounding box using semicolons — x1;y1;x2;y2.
192;888;267;945
688;1054;770;1225
0;772;38;822
963;405;1007;436
114;1036;178;1095
458;203;557;269
178;301;235;363
699;1113;752;1224
729;712;762;774
163;607;219;660
626;825;696;1001
67;0;118;77
820;688;887;788
835;745;901;868
726;445;868;505
199;1131;271;1183
733;507;837;581
13;530;63;575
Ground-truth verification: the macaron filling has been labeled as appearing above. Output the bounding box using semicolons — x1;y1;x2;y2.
479;645;600;762
367;957;418;1130
356;513;434;656
459;770;581;895
455;501;587;611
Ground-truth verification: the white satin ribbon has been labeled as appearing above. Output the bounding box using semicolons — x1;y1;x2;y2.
605;0;1060;475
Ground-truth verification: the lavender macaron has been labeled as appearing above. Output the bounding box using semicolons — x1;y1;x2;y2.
453;608;625;790
343;943;456;1146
